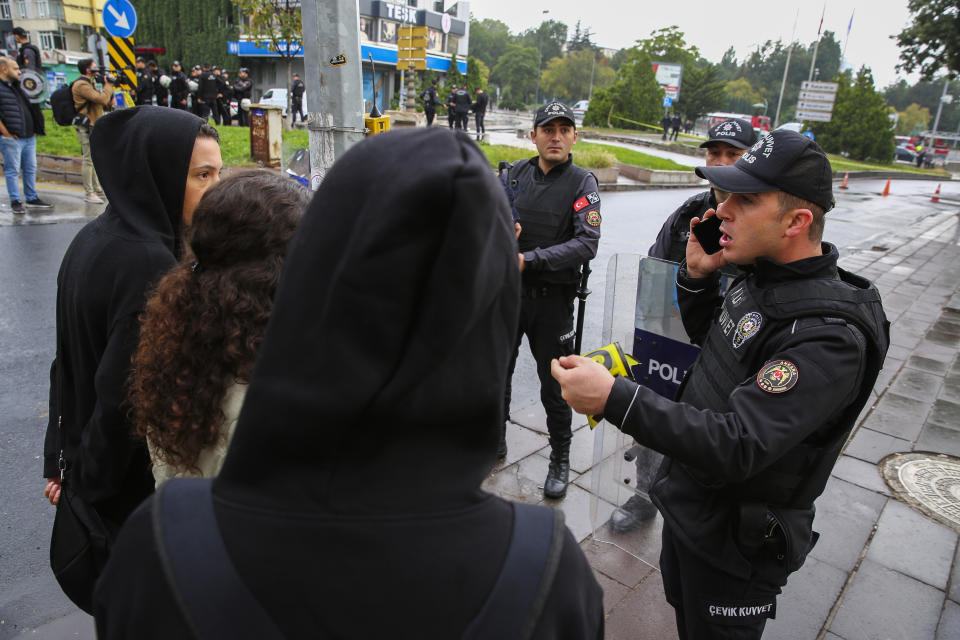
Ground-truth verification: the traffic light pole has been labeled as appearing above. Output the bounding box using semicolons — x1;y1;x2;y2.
300;0;366;190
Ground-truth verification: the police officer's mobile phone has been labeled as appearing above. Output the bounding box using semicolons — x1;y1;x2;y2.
692;215;723;255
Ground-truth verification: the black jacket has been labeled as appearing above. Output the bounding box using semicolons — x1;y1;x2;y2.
169;71;188;100
44;107;209;527
93;128;604;639
605;245;888;578
290;78;304;99
233;78;252;101
649;190;714;263
198;71;219;102
0;79;36;138
473;91;488;114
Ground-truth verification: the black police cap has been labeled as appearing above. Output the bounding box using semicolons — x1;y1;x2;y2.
696;130;835;212
700;118;756;150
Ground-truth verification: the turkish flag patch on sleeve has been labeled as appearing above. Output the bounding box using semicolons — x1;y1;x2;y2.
573;196;590;211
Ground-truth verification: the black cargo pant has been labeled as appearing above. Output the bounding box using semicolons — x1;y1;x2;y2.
504;287;575;450
660;523;789;639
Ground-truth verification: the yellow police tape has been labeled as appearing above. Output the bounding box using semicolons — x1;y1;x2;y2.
581;342;639;428
609;114;706;142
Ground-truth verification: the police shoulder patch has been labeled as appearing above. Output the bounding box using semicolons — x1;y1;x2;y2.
586;210;602;226
757;360;798;394
586;191;600;204
573;196;589;211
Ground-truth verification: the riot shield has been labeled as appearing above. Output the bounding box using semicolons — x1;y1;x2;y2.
586;255;727;560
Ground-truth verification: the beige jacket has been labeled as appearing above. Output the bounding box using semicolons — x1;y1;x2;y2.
72;77;114;126
148;382;247;487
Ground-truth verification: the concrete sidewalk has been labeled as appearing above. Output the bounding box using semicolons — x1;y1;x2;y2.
484;204;960;639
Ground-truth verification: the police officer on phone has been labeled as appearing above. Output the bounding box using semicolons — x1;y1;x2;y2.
608;117;758;534
500;101;601;500
552;129;889;639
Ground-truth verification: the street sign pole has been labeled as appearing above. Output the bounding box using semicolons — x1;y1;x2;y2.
300;0;366;190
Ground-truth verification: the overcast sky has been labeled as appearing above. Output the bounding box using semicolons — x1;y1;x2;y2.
467;0;922;89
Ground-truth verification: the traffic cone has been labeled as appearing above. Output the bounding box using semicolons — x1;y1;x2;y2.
881;179;891;197
839;172;849;190
931;183;941;202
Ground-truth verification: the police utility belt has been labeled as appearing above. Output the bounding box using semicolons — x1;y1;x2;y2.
521;283;576;299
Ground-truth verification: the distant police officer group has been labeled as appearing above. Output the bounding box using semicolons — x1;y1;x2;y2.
134;58;252;126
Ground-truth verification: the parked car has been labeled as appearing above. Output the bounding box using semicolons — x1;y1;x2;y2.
894;144;918;163
775;122;804;133
572;99;589;119
257;88;307;117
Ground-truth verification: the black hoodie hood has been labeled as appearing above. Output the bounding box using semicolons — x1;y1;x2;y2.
216;128;520;515
90;106;207;255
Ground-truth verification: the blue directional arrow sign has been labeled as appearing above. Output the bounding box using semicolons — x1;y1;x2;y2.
103;0;137;38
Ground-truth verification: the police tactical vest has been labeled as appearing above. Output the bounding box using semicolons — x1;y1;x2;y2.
677;268;889;507
509;160;589;286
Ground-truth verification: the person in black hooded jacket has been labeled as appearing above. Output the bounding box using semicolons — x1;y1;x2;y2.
92;127;604;640
43;106;222;611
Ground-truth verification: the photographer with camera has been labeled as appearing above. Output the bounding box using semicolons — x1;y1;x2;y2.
72;58;114;204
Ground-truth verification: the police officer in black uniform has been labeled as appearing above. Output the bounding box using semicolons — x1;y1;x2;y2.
419;78;440;126
553;129;889;639
453;84;471;131
133;57;154;106
648;118;756;263
290;72;305;123
148;60;167;107
169;61;188;110
501;101;601;499
217;69;233;125
196;62;219;123
445;85;456;129
608;117;758;535
234;68;253;126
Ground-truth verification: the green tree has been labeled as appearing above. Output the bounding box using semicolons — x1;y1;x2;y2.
809;68;895;163
635;26;700;68
232;0;302;117
468;18;512;72
135;0;238;70
718;46;740;82
724;77;764;113
674;62;725;121
584;48;663;129
884;77;960;132
490;45;538;109
518;20;568;71
446;52;464;89
567;20;596;52
895;103;932;135
895;0;960;79
466;56;489;91
540;49;614;103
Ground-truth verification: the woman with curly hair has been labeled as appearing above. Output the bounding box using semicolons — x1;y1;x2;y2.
129;171;309;486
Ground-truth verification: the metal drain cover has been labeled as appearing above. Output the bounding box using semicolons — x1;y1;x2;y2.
881;452;960;532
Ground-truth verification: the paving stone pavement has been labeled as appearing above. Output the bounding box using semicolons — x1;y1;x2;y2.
484;207;960;639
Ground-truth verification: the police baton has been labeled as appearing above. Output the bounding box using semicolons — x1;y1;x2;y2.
574;261;592;355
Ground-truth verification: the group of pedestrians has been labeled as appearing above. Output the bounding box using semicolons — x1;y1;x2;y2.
39;102;889;639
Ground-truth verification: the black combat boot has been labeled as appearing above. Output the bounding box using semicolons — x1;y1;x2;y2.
543;441;570;499
497;421;508;459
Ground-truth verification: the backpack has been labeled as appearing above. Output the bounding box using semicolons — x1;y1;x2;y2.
50;81;84;126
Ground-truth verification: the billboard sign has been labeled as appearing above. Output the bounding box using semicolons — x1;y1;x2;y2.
652;61;683;100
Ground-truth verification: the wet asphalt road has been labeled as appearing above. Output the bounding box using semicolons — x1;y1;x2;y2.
1;177;957;637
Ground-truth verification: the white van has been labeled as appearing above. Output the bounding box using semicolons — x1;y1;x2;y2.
257;88;307;117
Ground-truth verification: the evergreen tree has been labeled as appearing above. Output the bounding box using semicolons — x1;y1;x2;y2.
584;48;663;129
675;63;725;122
809;67;895;163
468;18;512;72
490;45;538;109
567;20;596;53
466;56;489;91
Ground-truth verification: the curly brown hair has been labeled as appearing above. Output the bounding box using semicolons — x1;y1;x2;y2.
130;170;310;473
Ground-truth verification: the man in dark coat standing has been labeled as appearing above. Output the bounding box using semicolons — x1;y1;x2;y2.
233;67;253;126
419;78;440;126
472;86;488;140
290;72;305;123
0;56;51;213
43;107;222;613
197;62;219;123
454;83;471;131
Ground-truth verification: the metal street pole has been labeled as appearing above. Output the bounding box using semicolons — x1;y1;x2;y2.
774;10;799;129
300;0;366;190
932;77;949;134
